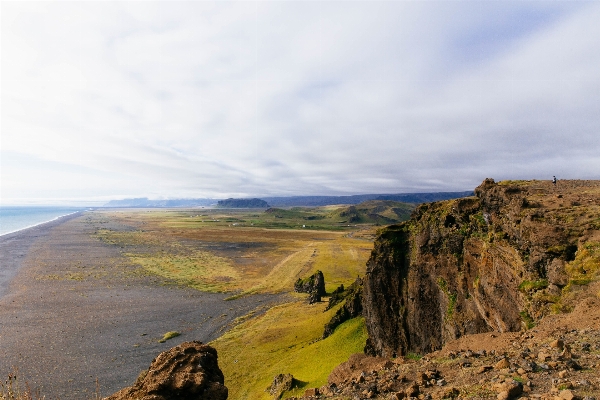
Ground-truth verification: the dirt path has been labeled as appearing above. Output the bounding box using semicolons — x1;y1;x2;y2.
0;212;280;399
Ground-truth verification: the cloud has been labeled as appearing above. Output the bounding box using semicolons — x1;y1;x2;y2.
1;1;599;204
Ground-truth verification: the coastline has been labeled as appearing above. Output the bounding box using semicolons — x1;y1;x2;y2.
0;209;84;238
0;211;281;399
0;211;83;299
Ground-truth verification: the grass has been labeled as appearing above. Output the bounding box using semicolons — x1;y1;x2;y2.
518;279;548;292
406;353;422;361
212;301;368;400
92;210;374;295
158;331;181;343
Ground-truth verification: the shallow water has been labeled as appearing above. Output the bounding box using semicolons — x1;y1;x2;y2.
0;206;84;236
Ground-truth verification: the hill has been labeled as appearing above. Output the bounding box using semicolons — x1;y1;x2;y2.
216;198;270;208
329;200;415;224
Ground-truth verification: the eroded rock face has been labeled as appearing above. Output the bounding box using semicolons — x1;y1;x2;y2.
323;278;363;338
294;270;326;297
362;178;600;357
104;341;227;400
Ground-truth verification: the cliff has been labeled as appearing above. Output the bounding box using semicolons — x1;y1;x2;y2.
363;178;600;357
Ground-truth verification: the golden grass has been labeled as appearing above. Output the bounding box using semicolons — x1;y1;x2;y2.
90;210;374;295
128;251;240;292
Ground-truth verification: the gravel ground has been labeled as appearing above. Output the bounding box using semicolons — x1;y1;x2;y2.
0;213;281;399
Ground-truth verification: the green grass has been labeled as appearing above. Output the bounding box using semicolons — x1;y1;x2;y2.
212;301;367;400
519;310;535;329
518;279;548;292
158;331;181;343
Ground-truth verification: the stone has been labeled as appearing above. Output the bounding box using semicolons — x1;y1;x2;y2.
538;352;552;362
560;345;573;360
406;383;420;397
267;373;295;399
307;290;321;304
304;387;319;397
440;387;460;399
104;341;227;400
558;370;568;379
495;358;511;370
294;271;326;296
559;390;577;400
478;366;493;374
494;380;523;399
551;339;565;349
547;259;569;287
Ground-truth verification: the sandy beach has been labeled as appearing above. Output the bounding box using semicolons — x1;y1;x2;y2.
0;212;279;399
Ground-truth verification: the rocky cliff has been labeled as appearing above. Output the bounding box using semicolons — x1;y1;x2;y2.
363;179;600;357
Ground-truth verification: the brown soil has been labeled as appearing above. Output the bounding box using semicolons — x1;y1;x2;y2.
0;213;281;399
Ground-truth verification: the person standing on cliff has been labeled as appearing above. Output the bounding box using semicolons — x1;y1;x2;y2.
553;176;557;186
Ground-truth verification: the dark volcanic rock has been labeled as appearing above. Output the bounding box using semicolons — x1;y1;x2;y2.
267;373;295;399
104;341;227;400
323;278;363;338
295;270;326;297
362;178;600;357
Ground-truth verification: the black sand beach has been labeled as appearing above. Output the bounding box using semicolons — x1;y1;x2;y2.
0;212;279;399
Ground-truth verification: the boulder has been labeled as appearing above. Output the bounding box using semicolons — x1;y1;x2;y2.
266;373;295;399
104;341;227;400
295;270;326;296
547;258;569;287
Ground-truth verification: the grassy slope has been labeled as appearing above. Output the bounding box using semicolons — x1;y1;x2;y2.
213;300;367;400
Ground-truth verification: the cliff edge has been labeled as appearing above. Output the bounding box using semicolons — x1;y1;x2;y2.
363;179;600;357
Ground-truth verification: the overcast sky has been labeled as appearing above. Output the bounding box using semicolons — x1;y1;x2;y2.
2;1;599;205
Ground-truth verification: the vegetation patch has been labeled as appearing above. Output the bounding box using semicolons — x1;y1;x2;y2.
518;279;548;292
520;310;535;329
158;331;181;343
212;301;367;400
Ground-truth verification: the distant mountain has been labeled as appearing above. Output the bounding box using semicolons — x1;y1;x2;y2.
216;198;270;208
104;191;473;208
104;198;215;208
262;191;473;207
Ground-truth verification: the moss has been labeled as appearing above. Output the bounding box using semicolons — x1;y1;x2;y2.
158;331;181;343
519;310;535;329
437;277;457;319
518;279;548;292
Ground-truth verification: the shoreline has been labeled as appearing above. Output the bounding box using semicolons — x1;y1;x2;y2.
0;211;83;299
0;211;282;399
0;209;84;238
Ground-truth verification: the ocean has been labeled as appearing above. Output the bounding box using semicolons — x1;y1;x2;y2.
0;206;85;236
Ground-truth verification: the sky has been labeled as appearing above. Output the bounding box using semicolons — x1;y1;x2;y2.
1;1;599;205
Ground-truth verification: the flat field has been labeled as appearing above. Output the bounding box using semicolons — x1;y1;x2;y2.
89;206;382;399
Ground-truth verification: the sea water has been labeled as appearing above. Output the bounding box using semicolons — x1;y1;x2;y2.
0;206;84;236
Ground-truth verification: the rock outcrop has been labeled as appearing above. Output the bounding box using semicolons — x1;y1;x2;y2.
295;270;326;297
267;373;295;399
363;179;600;357
104;341;228;400
323;278;363;338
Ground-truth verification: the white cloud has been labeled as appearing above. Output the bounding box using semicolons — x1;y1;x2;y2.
2;1;599;204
